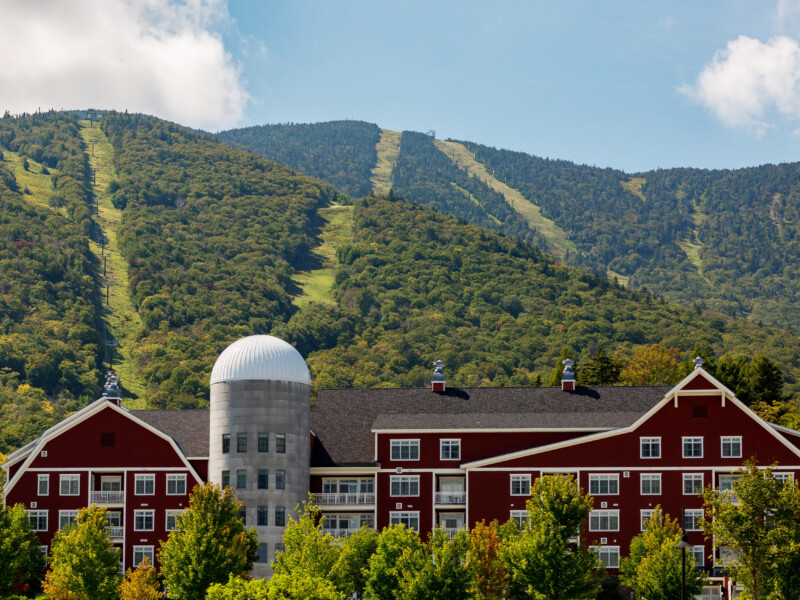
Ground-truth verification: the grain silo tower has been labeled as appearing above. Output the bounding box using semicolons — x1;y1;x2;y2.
209;335;311;578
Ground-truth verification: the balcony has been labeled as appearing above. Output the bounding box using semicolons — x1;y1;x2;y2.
444;528;462;539
323;528;358;538
435;491;466;504
91;490;124;504
108;526;124;539
316;493;375;506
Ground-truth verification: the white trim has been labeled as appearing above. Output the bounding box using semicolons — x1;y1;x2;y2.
589;509;620;532
469;465;800;472
640;472;661;495
639;436;661;459
23;467;197;472
4;399;204;496
440;439;461;461
310;467;379;476
59;474;80;496
135;474;156;496
37;474;49;496
390;439;421;461
588;473;619;495
166;473;187;496
373;427;611;434
133;510;155;531
682;436;704;459
389;475;420;497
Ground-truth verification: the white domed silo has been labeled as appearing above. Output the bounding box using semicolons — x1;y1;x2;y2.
209;335;310;578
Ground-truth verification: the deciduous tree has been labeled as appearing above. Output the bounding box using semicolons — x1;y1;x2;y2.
468;520;508;600
365;524;424;600
120;556;161;600
330;526;379;599
619;344;682;386
398;528;471;600
0;503;47;597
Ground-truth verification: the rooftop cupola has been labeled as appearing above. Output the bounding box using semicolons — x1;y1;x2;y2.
561;358;575;391
693;356;705;370
101;372;122;406
432;359;446;393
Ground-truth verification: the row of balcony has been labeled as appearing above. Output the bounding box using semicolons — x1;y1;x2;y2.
315;492;466;506
323;526;464;539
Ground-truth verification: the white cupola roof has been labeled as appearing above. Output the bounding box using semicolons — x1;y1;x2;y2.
210;335;311;386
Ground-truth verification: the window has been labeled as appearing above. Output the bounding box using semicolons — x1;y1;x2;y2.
593;546;620;568
683;437;703;458
693;404;708;418
683;473;703;495
684;509;703;531
166;474;186;495
510;474;531;496
133;546;154;567
28;510;47;531
38;546;47;557
641;509;655;531
275;507;285;527
236;469;247;490
718;474;740;501
276;434;286;454
60;474;79;496
258;433;269;452
640;437;661;458
100;432;115;447
257;506;268;526
721;436;742;458
510;510;528;529
275;543;285;555
59;510;78;530
256;543;268;563
221;470;230;489
589;474;619;495
166;510;184;531
390;512;420;530
237;433;247;453
134;510;154;531
390;476;420;497
692;545;705;567
258;469;269;490
37;474;49;496
589;510;619;531
440;439;461;460
391;439;420;461
276;470;286;490
774;472;794;484
239;507;247;525
222;433;230;453
135;474;155;495
640;473;661;495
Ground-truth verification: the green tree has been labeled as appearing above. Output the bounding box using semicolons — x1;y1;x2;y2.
468;520;508;600
120;556;161;600
579;346;622;385
619;506;706;600
42;506;120;600
502;475;602;600
702;460;800;600
330;526;379;599
206;576;269;600
619;344;682;386
365;524;424;600
545;349;577;386
159;483;258;600
0;503;47;597
398;528;472;600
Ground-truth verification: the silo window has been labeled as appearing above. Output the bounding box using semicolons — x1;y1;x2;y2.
222;434;230;453
256;543;267;562
276;434;286;454
257;506;268;526
275;507;285;527
236;469;247;489
237;433;248;453
239;506;246;525
258;469;269;489
221;470;230;488
276;470;286;490
258;433;269;452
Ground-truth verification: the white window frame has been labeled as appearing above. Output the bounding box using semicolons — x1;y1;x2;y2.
389;511;420;530
640;437;661;459
692;545;705;567
510;474;531;496
640;473;661;495
59;474;79;496
640;509;655;531
593;545;620;568
134;510;154;531
684;509;704;531
166;474;186;495
589;473;619;495
721;436;742;458
135;474;155;496
58;510;79;531
773;472;794;484
133;545;154;567
440;439;461;461
390;439;420;461
28;510;47;531
683;436;703;458
165;509;185;531
390;475;420;497
683;473;704;495
37;474;49;496
38;546;47;557
589;510;619;531
510;510;528;529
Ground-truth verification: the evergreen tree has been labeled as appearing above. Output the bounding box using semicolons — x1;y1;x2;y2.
579;346;622;385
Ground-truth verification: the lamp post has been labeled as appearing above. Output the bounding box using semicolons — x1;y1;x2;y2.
675;505;693;600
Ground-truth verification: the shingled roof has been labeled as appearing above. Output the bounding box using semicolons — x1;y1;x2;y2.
132;409;210;457
311;385;670;467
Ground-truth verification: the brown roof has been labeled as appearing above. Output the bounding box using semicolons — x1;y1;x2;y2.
311;385;670;467
132;409;210;457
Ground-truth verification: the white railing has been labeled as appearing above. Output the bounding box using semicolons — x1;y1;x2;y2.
323;528;358;538
316;493;375;505
91;490;124;504
117;563;124;574
444;527;462;539
108;526;124;539
435;492;466;504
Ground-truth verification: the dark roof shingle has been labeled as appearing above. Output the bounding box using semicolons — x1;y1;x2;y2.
132;409;210;457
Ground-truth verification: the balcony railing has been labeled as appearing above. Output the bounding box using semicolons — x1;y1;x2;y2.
91;490;124;504
435;492;466;504
117;563;124;575
443;527;462;539
108;526;124;539
316;493;375;505
323;528;359;538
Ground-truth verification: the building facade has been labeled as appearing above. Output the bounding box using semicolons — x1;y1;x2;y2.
4;336;800;597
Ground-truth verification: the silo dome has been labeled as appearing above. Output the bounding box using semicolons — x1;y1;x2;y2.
210;335;311;386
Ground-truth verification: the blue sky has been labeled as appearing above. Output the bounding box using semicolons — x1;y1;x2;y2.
4;1;800;172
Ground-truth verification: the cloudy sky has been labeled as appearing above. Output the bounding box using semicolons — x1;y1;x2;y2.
3;0;800;171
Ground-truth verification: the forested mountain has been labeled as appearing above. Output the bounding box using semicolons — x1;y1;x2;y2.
218;121;800;331
2;111;800;454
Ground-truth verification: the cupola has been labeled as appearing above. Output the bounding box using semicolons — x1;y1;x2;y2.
561;358;575;391
101;372;122;407
432;359;446;393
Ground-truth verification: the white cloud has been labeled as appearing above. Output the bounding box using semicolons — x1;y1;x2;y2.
0;0;249;131
681;35;800;136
